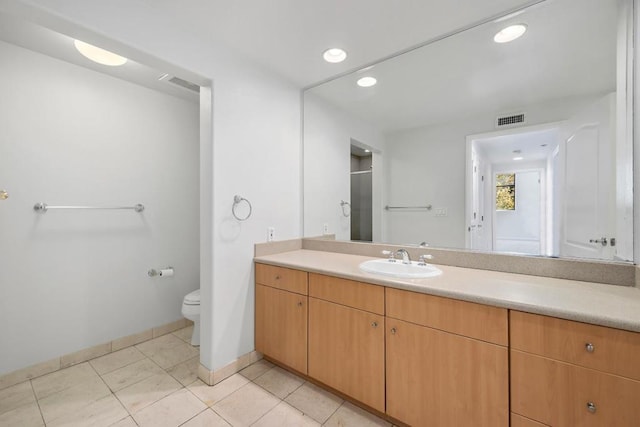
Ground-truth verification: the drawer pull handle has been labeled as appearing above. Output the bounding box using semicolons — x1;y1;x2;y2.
371;321;378;328
585;343;595;353
297;301;303;307
390;327;397;334
587;402;596;414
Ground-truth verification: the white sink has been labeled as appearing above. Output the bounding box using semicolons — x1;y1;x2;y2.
359;259;442;279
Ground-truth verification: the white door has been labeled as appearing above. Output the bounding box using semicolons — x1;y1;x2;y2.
560;94;615;259
469;150;486;250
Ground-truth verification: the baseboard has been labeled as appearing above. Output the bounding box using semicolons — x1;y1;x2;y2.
198;351;262;385
0;317;193;391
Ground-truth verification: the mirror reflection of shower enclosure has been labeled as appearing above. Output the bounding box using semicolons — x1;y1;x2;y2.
350;145;373;241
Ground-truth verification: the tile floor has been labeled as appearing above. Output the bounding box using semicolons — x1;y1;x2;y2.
0;326;394;427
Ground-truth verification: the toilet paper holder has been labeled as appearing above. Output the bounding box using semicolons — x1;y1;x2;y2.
148;267;174;277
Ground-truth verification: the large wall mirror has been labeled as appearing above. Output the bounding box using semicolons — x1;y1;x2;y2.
303;0;635;263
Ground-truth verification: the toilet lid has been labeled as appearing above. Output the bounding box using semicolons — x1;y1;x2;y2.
184;289;200;305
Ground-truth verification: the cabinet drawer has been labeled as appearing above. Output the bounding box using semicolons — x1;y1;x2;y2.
511;350;640;427
510;311;640;381
255;263;308;295
386;287;508;345
309;273;384;314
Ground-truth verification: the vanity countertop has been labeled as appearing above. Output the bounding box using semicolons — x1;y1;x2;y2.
254;249;640;333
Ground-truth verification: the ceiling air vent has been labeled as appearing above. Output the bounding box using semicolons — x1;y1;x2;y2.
496;112;525;128
167;76;200;93
159;73;200;93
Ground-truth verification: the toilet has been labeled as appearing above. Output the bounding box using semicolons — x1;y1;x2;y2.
181;289;200;346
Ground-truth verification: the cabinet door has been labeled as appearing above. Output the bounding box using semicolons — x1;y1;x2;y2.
308;298;385;412
386;318;508;427
255;284;307;374
511;350;640;427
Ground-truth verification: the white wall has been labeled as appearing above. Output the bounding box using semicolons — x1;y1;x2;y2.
383;95;602;248
0;40;199;374
0;0;304;373
304;93;385;240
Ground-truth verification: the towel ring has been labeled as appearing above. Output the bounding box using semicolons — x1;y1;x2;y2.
232;195;252;221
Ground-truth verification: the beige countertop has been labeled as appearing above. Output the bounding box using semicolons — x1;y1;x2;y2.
255;249;640;333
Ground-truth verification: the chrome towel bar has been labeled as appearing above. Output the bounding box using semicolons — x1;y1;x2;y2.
385;204;432;211
34;203;145;213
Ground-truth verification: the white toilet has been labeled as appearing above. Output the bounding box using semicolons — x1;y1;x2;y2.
181;289;200;346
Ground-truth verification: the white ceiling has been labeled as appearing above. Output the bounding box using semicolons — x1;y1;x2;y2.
476;128;558;165
137;0;539;87
308;0;618;132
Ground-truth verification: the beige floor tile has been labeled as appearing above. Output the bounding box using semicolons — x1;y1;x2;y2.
180;409;231;427
252;401;320;427
90;347;146;375
253;367;303;399
324;402;392;427
284;382;343;424
101;358;164;392
115;372;182;414
47;394;128;427
38;375;111;424
187;374;249;407
0;401;44;427
136;334;199;369
238;359;274;381
166;356;199;386
212;382;280;426
108;416;138;427
133;388;206;427
172;325;194;343
31;362;98;400
0;381;36;416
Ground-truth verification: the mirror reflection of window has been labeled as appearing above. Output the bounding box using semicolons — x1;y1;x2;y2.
496;174;515;211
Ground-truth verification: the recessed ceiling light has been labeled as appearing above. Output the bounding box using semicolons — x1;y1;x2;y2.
357;76;377;87
513;156;524;161
494;24;527;43
323;48;347;63
364;149;371;153
74;40;127;66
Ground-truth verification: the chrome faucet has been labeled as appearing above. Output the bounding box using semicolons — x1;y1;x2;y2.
396;249;411;264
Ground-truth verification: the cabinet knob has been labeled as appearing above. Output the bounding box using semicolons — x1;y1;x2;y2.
585;343;595;353
297;301;303;307
390;327;397;335
371;321;378;328
0;189;8;200
275;275;281;280
587;402;596;414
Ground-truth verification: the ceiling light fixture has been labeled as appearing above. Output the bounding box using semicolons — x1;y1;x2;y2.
323;48;347;63
74;40;127;66
513;156;524;161
357;76;377;87
364;149;371;153
494;24;527;43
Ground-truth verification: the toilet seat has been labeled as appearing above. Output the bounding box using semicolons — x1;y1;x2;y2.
183;289;200;305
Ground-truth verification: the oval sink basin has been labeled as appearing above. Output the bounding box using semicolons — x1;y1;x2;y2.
359;259;442;279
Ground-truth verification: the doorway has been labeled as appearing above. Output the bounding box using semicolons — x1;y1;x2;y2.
350;144;373;241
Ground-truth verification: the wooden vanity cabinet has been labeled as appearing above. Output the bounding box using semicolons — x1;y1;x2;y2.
307;274;386;412
510;311;640;427
385;288;509;427
255;263;308;374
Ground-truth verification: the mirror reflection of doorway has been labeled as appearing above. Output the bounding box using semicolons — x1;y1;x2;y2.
350;144;373;241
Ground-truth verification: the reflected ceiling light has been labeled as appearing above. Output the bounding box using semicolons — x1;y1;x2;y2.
513;157;524;161
74;40;127;66
357;76;377;87
323;48;347;63
494;24;527;43
364;149;371;153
